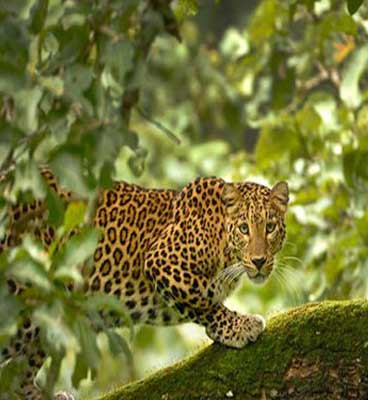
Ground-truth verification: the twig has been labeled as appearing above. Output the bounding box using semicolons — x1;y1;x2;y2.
0;148;15;178
287;60;341;113
0;131;45;179
136;106;181;145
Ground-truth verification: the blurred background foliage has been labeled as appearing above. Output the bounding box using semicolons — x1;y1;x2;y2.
0;0;367;398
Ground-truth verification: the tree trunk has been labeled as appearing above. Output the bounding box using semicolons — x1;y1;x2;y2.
98;300;368;400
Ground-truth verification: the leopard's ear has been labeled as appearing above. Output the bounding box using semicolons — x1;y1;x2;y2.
222;183;241;215
271;181;289;213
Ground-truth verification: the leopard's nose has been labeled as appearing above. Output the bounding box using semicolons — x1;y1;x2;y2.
251;257;267;270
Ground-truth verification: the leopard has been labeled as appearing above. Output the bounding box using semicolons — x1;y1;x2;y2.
0;167;289;399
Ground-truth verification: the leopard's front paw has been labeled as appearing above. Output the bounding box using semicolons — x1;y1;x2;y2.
54;392;75;400
206;313;266;349
246;314;266;342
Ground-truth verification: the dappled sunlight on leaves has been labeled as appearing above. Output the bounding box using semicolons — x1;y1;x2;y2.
1;0;368;398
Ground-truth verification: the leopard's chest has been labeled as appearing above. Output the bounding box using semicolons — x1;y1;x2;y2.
205;269;242;305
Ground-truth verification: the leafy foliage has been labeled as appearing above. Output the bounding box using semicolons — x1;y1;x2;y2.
0;0;180;396
347;0;364;15
0;0;368;398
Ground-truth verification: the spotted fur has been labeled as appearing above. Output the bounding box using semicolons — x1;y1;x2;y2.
0;169;289;399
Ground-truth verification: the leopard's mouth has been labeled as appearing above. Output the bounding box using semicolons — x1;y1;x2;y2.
245;265;273;284
248;273;268;284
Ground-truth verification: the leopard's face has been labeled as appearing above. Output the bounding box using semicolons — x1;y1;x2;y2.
223;181;289;284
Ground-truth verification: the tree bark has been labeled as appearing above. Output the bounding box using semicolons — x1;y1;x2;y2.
98;300;368;400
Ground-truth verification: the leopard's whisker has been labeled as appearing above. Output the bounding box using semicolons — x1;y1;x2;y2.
274;263;304;303
223;264;243;286
226;264;244;279
273;270;285;292
231;264;246;281
211;262;243;286
284;240;297;249
277;262;300;274
230;266;245;284
273;268;293;297
211;263;244;292
280;255;303;265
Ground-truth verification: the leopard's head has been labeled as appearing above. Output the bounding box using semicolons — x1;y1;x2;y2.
222;181;289;284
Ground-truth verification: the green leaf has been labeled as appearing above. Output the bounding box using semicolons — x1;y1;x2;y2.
73;317;100;373
64;64;93;101
256;124;300;169
49;147;90;197
10;243;51;291
0;356;27;397
101;40;134;91
81;293;133;337
128;147;148;177
355;210;368;243
248;0;284;46
39;76;64;97
13;87;43;132
21;234;50;266
0;16;29;82
93;125;125;169
29;0;49;34
10;257;50;290
53;228;98;285
98;161;114;189
175;0;199;19
42;31;59;58
123;129;139;150
295;104;322;134
324;249;344;285
0;60;28;93
347;0;364;15
319;13;357;39
0;0;30;14
42;350;63;398
0;284;22;334
343;150;368;191
340;44;368;109
220;28;249;60
46;188;65;226
11;159;46;201
106;330;133;363
72;352;89;388
0;120;24;155
36;303;76;354
270;51;295;110
63;201;87;231
49;25;90;68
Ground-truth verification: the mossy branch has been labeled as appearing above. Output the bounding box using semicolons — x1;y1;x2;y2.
98;300;368;400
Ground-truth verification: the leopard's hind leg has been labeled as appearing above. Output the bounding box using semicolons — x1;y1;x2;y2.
1;240;74;399
1;317;46;400
1;317;75;400
0;167;78;399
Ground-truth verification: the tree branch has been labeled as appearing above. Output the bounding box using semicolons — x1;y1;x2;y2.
98;300;368;400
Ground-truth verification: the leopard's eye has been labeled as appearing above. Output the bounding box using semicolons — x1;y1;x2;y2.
239;223;249;234
266;222;276;233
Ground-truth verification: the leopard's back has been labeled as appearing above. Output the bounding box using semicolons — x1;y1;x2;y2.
89;182;180;322
1;168;182;323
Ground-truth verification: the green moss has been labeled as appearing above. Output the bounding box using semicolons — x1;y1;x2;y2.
97;300;368;400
